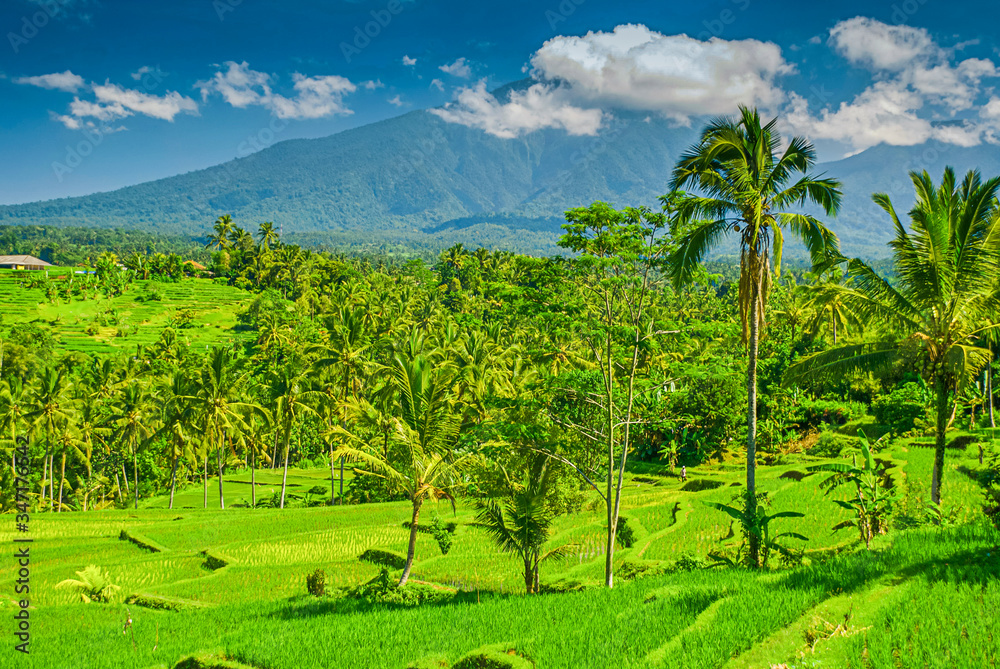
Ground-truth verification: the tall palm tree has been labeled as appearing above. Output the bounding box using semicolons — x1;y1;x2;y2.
257;221;280;250
25;368;75;511
269;363;321;509
207;214;234;251
805;271;863;345
109;383;155;510
158;372;198;510
788;168;1000;505
333;352;469;586
667;106;842;566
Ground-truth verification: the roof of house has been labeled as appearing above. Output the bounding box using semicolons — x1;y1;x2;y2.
0;255;53;266
183;260;207;270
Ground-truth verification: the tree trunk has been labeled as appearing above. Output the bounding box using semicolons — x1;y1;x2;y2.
329;442;336;505
339;457;345;504
746;277;761;568
604;331;616;589
41;446;49;511
524;556;535;595
113;472;122;502
279;422;291;509
57;452;66;513
989;345;995;429
121;463;129;493
168;455;178;510
133;450;139;510
218;446;225;510
930;377;950;507
203;454;208;509
49;452;55;510
251;448;256;508
398;498;423;587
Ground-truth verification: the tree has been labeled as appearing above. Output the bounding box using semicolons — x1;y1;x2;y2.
207;214;234;251
788;168;1000;506
26;368;75;511
108;384;155;510
475;455;572;594
333;352;470;587
557;200;672;588
269;363;321;509
668;106;842;567
258;221;280;250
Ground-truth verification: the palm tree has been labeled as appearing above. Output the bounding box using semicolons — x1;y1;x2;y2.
788;168;1000;506
108;384;155;510
475;455;572;594
269;363;321;509
258;221;280;249
158;372;198;510
805;271;863;345
25;368;75;511
207;214;234;251
668;106;842;566
333;352;469;586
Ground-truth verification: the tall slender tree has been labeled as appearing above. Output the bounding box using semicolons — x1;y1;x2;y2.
668;106;842;566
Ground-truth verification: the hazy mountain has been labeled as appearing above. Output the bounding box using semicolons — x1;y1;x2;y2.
3;82;998;258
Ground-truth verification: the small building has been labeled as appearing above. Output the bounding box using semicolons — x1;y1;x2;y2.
0;255;53;270
183;260;207;271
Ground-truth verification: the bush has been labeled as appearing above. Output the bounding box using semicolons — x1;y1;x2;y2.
359;548;407;570
807;430;856;458
615;516;635;548
349;568;455;607
872;382;930;434
306;569;326;596
430;515;453;555
453;644;535;669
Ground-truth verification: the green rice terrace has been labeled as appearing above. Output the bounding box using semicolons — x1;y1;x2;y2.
2;433;997;669
0;270;250;356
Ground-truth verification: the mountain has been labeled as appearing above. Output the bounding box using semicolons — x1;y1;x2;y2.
3;82;999;258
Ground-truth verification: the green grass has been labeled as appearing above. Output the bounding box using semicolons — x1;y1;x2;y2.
0;271;251;354
1;439;996;668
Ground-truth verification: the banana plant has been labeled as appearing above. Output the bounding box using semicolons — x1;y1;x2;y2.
807;431;897;548
706;494;807;568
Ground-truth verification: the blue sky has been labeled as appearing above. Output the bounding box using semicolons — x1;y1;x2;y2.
1;0;998;204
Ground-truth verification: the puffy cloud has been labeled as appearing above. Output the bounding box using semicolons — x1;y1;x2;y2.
429;78;445;91
789;18;999;152
362;79;384;90
388;95;405;107
402;55;417;66
829;18;939;71
197;61;356;119
529;24;791;123
440;57;472;78
15;70;85;92
430;80;603;139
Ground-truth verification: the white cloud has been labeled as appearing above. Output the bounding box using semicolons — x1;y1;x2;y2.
388;94;405;107
440;57;472;78
92;82;198;121
430;80;603;139
402;55;417;66
529;24;792;124
131;66;164;81
362;79;384;90
15;70;85;92
430;78;445;91
789;18;1000;152
197;61;356;119
829;18;939;71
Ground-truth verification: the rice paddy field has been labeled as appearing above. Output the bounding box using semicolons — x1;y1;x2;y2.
0;270;251;355
2;436;996;669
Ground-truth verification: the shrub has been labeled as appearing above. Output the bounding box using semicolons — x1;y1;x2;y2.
359;548;407;570
872;382;930;434
615;516;635;548
430;515;453;555
306;569;326;597
55;565;121;603
349;568;455;607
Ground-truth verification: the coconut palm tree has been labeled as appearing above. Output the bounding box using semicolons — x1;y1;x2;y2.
269;363;321;509
788;168;1000;506
25;368;75;511
108;383;155;510
207;214;234;251
475;455;573;594
258;221;280;249
332;352;470;586
667;106;842;566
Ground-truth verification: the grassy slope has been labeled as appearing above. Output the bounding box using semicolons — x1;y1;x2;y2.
0;271;251;355
1;438;996;669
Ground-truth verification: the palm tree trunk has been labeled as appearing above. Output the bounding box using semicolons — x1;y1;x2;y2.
523;556;534;595
398;498;423;587
218;446;225;509
49;452;55;510
168;454;178;510
746;277;761;568
113;472;122;502
280;423;291;509
989;344;995;429
203;454;208;509
121;463;129;493
251;447;256;508
930;377;950;507
41;447;49;511
57;452;66;512
329;441;336;505
133;450;139;510
339;457;345;504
